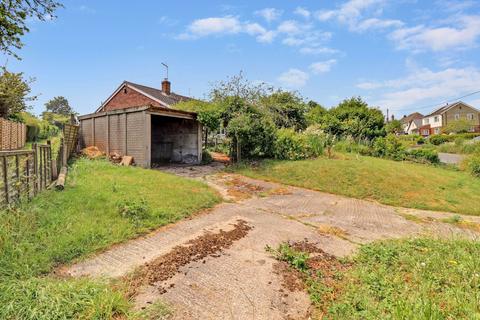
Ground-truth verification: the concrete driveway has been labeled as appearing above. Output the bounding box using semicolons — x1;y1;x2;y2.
64;167;480;319
438;152;466;165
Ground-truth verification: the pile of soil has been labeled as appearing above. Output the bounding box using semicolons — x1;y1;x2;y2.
210;152;231;163
225;176;264;200
81;146;104;159
124;220;252;297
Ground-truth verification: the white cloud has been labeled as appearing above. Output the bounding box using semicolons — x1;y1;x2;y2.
315;0;402;33
277;69;309;88
310;60;337;74
180;16;241;39
277;20;308;35
294;7;311;19
356;18;403;32
282;30;331;47
255;8;283;23
177;16;275;43
316;0;384;25
390;15;480;51
244;22;276;43
299;46;339;55
357;66;480;110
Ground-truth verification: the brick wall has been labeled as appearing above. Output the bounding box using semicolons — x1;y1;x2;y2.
101;86;162;112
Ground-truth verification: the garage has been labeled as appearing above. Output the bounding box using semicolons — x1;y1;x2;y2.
78;106;202;168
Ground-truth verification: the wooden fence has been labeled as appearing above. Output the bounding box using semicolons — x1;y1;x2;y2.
0;118;27;150
0;143;53;207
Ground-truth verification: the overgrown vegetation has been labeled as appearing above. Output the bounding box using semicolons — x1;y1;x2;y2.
270;239;480;319
0;158;220;319
234;155;480;215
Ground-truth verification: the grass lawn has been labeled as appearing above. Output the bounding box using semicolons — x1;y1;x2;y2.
271;238;480;319
0;158;220;319
234;155;480;215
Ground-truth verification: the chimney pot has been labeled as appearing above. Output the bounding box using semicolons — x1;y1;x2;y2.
162;79;171;95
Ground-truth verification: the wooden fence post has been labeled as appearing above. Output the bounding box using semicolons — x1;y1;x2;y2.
2;156;8;204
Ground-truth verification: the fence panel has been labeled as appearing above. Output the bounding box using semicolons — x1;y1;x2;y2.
0;118;27;150
0;144;52;208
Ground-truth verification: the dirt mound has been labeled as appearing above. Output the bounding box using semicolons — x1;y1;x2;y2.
81;146;104;159
124;220;252;297
210;152;231;163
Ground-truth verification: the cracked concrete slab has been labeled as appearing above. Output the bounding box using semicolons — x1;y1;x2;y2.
64;167;479;319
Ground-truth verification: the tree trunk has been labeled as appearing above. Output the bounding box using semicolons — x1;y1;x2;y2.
204;128;208;148
236;135;241;162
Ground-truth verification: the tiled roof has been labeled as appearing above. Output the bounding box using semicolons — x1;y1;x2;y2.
125;81;192;107
401;112;424;124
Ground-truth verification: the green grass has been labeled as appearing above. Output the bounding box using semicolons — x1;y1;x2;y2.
271;238;480;319
234;155;480;215
0;158;220;319
328;238;480;319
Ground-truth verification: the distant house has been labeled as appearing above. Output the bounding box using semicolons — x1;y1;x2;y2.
401;112;424;135
79;79;203;167
418;101;480;136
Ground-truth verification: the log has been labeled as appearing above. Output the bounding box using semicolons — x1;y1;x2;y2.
55;166;68;190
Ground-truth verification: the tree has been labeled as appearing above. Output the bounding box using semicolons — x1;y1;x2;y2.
175;100;222;146
0;0;62;58
44;96;75;115
305;100;327;126
0;67;36;119
443;119;474;134
260;90;308;130
385;119;403;135
322;97;385;140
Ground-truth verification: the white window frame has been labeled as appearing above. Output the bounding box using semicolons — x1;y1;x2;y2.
467;113;474;120
434;128;440;134
455;114;460;120
434;116;439;122
424;118;429;124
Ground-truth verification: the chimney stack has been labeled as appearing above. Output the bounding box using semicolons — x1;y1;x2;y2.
162;79;171;95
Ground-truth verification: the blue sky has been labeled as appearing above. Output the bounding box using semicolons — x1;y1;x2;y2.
2;0;480;117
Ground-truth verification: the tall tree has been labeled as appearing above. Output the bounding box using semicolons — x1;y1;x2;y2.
0;67;36;118
0;0;62;58
44;96;74;115
323;97;386;140
260;90;308;131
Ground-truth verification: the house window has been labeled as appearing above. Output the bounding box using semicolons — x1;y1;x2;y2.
455;114;460;120
434;128;440;134
434;116;439;122
422;129;429;135
424;118;429;124
467;113;474;120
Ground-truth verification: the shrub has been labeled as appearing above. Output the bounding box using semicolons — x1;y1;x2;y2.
274;129;311;160
273;128;324;160
407;148;440;164
117;198;150;222
429;135;449;145
417;136;426;145
463;153;480;177
373;135;406;160
201;150;213;164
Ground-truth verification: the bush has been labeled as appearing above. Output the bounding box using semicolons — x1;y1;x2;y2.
429;135;449;145
117;198;150;222
407;148;440;164
201;150;213;164
463;153;480;177
274;129;311;160
334;137;372;155
273;128;324;160
373;135;406;160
